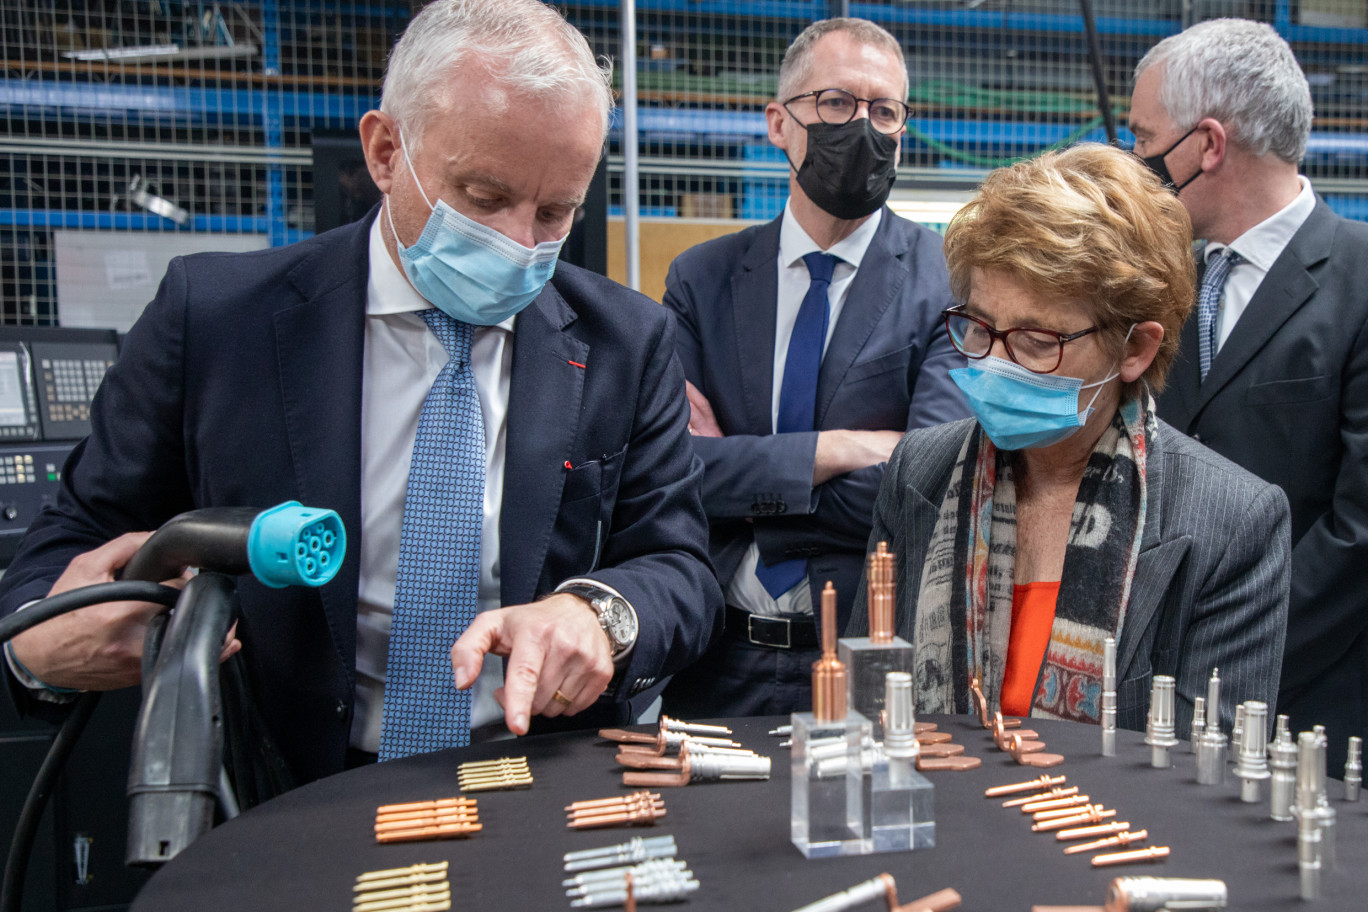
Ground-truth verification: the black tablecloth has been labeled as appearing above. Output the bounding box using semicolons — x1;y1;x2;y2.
132;715;1366;910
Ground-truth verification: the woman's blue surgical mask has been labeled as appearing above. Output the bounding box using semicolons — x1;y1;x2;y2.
949;350;1124;452
385;133;565;325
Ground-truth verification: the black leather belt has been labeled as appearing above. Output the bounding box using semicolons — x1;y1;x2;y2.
724;605;819;650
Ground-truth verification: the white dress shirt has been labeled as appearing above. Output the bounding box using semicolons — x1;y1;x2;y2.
1206;175;1316;351
726;202;883;619
352;214;513;751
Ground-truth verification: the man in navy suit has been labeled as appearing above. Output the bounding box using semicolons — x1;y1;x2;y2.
0;0;721;785
1132;19;1368;767
661;18;967;717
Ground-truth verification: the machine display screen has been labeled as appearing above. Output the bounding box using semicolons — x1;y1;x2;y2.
0;351;29;427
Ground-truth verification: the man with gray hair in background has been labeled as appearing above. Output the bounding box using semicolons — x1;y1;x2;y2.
0;0;721;787
662;18;967;717
1130;17;1368;768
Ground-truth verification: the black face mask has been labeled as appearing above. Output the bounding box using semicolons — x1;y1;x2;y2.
787;118;899;220
1138;125;1201;193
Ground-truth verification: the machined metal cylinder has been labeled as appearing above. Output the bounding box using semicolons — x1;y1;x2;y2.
1190;696;1206;753
1144;675;1178;769
1104;875;1227;911
1101;636;1117;757
883;671;919;761
1346;736;1363;802
1195;670;1226;785
1234;701;1270;803
1268;715;1297;822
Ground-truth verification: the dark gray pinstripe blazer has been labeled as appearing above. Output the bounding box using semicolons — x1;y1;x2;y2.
848;417;1291;738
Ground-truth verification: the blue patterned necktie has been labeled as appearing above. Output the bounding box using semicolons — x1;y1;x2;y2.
755;251;838;600
379;309;485;761
1198;248;1242;381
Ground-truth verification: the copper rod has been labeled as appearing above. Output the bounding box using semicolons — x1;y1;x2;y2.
1055;821;1130;841
811;581;848;722
1004;786;1078;808
984;774;1066;797
1062;829;1148;855
1090;846;1169;867
1032;807;1115;832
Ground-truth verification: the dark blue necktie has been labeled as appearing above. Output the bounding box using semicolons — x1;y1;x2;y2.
379;309;484;760
755;251;838;600
1198;248;1242;382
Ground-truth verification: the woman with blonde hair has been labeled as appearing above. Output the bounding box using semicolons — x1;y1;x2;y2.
849;143;1288;736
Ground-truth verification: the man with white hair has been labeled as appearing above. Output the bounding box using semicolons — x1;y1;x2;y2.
0;0;721;785
1130;17;1368;767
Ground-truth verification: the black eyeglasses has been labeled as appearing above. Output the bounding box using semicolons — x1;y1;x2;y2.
943;306;1100;375
782;88;910;135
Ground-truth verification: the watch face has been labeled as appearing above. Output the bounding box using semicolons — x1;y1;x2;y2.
604;597;638;646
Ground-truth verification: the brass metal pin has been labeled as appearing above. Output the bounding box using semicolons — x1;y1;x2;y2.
353;892;452;912
353;872;448;893
1062;829;1148;855
355;861;449;883
1032;807;1115;832
1005;786;1078;808
1020;794;1088;814
984;774;1066;797
1055;821;1129;841
1090;845;1169;867
352;883;449;904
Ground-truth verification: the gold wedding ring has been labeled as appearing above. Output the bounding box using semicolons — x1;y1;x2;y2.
552;689;573;708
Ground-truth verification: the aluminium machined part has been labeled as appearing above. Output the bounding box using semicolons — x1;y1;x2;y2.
1101;636;1117;757
1234;701;1270;803
1144;675;1179;769
1346;737;1363;802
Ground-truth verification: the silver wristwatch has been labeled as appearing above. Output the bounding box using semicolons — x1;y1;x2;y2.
556;580;638;662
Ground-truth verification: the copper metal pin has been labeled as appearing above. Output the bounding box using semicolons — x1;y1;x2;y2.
1055;821;1129;841
377;798;476;815
1020;794;1088;813
1032;807;1115;832
1028;803;1094;825
566;793;662;814
1005;786;1079;808
375;823;482;844
375;813;479;833
1090;846;1169;867
893;887;963;912
917;755;981;771
811;582;848;723
984;774;1066;797
868;542;896;645
1062;828;1148;855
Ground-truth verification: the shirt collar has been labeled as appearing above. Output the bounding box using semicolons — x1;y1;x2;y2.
778;200;883;271
1207;175;1316;271
366;208;516;331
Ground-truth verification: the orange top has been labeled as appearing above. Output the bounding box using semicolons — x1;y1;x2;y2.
1000;581;1061;717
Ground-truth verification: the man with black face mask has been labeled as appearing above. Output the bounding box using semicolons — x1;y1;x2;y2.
661;18;968;717
1131;19;1368;771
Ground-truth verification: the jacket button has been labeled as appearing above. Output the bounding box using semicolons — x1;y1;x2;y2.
335;698;347;721
1192;433;1203;444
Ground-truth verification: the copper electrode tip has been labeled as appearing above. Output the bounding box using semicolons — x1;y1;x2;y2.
811;581;848;722
868;541;895;645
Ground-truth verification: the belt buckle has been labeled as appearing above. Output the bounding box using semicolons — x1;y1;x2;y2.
748;613;790;649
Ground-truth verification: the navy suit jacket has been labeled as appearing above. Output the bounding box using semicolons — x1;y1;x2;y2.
1157;198;1368;767
662;208;968;626
0;213;723;785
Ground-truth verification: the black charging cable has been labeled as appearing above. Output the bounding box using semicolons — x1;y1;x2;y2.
1;581;182;912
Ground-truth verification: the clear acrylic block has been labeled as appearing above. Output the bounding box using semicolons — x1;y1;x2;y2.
791;710;873;858
870;753;935;852
838;637;915;739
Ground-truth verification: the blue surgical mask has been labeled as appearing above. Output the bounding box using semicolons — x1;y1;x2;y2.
385;135;565;325
949;356;1118;452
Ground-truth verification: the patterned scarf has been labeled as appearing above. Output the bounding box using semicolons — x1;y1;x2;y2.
912;392;1154;722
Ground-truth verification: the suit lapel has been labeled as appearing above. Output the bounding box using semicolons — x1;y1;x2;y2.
1116;424;1189;679
274;218;371;675
815;208;905;428
1190;201;1335;418
730;218;782;435
500;285;587;604
1159;247;1204;429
